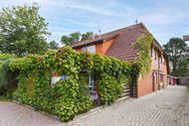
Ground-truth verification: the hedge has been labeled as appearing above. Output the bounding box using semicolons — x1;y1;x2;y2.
6;33;153;121
0;53;17;96
7;47;134;121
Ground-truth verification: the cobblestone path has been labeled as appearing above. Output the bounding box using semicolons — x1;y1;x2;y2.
0;86;189;126
70;86;189;126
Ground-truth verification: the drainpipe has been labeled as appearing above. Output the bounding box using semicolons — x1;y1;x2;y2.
158;53;160;90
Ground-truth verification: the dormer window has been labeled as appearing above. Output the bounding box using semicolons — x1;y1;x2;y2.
82;45;96;53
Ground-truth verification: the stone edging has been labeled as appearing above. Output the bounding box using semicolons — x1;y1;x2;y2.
11;100;61;121
10;96;132;123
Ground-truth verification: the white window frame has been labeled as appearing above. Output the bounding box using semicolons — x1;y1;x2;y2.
89;75;95;92
51;76;61;85
88;75;98;100
82;45;96;53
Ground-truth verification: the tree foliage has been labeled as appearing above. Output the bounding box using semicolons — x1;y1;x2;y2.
0;54;17;95
163;37;187;75
48;41;59;50
0;59;18;87
0;53;16;66
0;4;50;57
81;32;94;41
174;58;189;76
61;32;94;45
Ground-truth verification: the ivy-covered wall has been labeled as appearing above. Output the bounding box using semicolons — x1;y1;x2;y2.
8;46;136;121
134;33;154;76
5;33;154;121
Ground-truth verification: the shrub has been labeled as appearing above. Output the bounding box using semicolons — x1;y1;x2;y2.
98;73;124;105
8;46;137;121
3;33;154;121
0;53;17;95
0;58;18;96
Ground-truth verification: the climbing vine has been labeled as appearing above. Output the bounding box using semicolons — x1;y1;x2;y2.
134;33;154;76
8;46;133;121
1;33;154;121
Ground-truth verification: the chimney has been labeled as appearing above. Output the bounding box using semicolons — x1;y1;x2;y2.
135;19;138;24
94;30;102;39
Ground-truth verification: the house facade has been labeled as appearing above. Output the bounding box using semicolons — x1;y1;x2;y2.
71;23;170;98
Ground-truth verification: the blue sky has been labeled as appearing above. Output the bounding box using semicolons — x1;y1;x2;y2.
0;0;189;45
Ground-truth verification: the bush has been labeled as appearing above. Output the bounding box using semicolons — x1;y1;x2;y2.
0;58;18;96
98;73;124;105
0;53;17;95
8;46;137;121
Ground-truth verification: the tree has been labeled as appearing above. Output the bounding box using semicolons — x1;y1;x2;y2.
0;4;50;57
163;37;188;75
61;32;94;46
61;32;81;46
81;32;94;41
48;41;59;50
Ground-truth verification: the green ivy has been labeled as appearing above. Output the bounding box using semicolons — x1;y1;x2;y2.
8;46;140;121
134;33;154;76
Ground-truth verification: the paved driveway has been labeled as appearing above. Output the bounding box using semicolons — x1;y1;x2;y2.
0;86;189;126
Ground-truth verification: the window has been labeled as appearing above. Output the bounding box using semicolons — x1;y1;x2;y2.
82;45;96;53
155;49;157;60
89;75;98;100
51;76;61;85
163;57;165;65
89;75;95;93
153;72;156;83
51;74;68;85
82;47;87;51
62;74;69;80
151;47;153;57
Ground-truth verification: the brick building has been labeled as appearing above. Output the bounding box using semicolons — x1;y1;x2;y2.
71;23;170;98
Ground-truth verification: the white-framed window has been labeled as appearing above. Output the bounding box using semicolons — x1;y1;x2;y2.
82;45;96;53
89;75;95;92
89;75;98;100
51;76;61;85
51;74;68;85
155;49;157;60
62;74;69;80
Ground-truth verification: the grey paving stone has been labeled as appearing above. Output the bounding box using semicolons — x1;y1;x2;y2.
0;86;189;126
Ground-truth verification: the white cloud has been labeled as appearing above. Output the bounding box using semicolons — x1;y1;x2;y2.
0;0;189;43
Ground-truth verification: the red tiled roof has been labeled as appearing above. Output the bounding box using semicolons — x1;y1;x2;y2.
106;23;149;62
71;32;120;48
71;23;154;62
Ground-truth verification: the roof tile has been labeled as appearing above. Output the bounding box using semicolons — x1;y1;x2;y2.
72;23;150;62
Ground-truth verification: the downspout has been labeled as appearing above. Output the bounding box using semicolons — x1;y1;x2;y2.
158;52;160;90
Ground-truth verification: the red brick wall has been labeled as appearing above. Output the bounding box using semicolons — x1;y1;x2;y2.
101;39;115;54
74;42;168;98
75;48;82;52
137;47;168;97
74;39;115;55
137;71;153;98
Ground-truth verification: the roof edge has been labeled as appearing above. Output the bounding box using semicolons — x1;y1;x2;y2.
72;38;104;49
